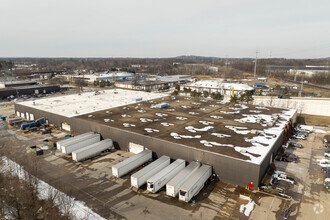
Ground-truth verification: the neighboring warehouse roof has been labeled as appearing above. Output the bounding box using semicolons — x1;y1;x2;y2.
187;80;254;91
12;84;59;89
0;80;37;86
75;95;296;165
18;89;167;117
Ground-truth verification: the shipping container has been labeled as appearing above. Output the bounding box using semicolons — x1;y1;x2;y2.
13;120;26;128
56;132;95;150
61;134;101;154
72;139;113;162
8;118;21;126
20;122;37;130
166;161;201;197
112;150;152;178
179;164;212;202
147;159;185;193
131;155;170;189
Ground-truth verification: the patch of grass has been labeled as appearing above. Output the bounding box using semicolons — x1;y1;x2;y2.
297;114;330;127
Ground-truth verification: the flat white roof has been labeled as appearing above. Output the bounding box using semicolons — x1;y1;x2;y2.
19;89;168;117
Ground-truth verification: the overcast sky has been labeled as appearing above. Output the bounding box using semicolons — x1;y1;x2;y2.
1;0;330;58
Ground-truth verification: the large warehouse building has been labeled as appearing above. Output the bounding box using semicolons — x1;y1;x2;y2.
14;89;297;187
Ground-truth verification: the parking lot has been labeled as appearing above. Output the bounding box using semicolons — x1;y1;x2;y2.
0;103;329;219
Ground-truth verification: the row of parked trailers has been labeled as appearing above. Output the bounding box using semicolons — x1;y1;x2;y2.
6;116;45;129
56;132;114;162
112;150;212;202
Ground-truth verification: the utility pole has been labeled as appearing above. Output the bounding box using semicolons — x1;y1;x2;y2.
254;50;258;78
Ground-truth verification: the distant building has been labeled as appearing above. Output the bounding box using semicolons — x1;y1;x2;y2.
57;72;135;84
115;80;174;91
182;79;254;95
266;65;329;77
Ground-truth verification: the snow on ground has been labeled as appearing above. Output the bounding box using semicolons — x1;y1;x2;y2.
0;157;105;220
313;129;328;133
104;119;114;122
137;109;146;113
189;112;199;115
121;114;131;118
144;128;159;133
220;110;240;114
200;140;234;148
211;133;231;138
239;198;255;217
225;126;250;135
185;125;214;133
199;121;214;125
210;115;223;119
123;123;135;127
170;132;201;140
155;113;168;117
176;117;187;120
140;118;153;123
255;106;269;110
161;122;174;126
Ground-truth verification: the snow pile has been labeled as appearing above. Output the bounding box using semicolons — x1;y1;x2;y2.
161;122;174;127
200;140;234;148
200;108;209;111
123;123;136;128
192;102;201;105
144;128;159;133
210;115;223;119
181;105;191;109
155;113;168;117
211;133;231;138
105;111;112;114
184;97;192;100
170;133;201;140
199;121;214;125
225;126;250;134
220;110;240;114
1;157;106;220
313;129;328;133
239;199;255;217
122;106;129;110
104;119;114;122
121;114;131;118
217;100;229;104
176;117;187;120
188;112;199;115
137;109;146;113
166;108;176;112
185;126;214;133
249;110;261;113
140;118;153;123
255;106;269;110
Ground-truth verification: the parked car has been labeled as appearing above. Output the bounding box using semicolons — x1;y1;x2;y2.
325;150;330;157
324;178;330;189
324;171;330;178
288;141;303;148
283;209;292;219
317;159;330;168
321;167;330;173
278;153;299;163
292;134;306;140
325;143;330;148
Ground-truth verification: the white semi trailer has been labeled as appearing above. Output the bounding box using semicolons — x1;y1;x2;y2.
166;161;201;197
131;155;170;189
72;139;113;162
61;134;100;154
112;150;152;178
147;159;185;193
179;164;212;202
56;132;95;150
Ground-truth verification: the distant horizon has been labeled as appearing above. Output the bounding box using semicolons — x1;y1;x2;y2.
0;55;329;60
